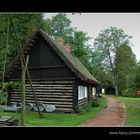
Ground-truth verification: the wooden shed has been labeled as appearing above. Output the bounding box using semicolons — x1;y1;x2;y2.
5;29;99;113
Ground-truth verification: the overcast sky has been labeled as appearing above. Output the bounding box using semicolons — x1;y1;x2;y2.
44;13;140;61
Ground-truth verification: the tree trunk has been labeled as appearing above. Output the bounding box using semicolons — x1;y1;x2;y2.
115;84;118;96
21;55;29;126
107;46;118;95
114;72;118;96
21;60;26;126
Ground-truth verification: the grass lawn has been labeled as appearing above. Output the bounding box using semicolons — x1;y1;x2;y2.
113;96;140;126
0;97;107;126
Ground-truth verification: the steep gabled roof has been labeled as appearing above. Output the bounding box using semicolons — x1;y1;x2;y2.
5;29;100;85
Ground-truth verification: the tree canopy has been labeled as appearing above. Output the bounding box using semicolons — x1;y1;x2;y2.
94;26;133;95
0;14;44;78
43;13;74;43
115;43;137;94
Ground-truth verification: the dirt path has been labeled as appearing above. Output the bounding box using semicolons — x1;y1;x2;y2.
80;95;126;127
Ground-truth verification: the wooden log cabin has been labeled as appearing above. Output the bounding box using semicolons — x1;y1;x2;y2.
5;29;100;113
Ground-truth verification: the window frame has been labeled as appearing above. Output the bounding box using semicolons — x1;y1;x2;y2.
78;86;87;100
92;87;96;96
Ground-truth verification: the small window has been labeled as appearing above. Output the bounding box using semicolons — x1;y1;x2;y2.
102;88;105;93
85;87;87;98
92;87;96;96
78;86;87;100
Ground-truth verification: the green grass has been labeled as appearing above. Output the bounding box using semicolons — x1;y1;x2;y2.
113;96;140;126
0;97;107;126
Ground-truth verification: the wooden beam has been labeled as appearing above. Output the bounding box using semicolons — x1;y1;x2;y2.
21;59;26;126
73;80;79;113
21;55;29;126
88;85;92;101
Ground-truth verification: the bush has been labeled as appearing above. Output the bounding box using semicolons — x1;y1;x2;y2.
78;98;100;114
121;88;140;98
0;81;21;105
78;102;92;114
0;92;7;105
91;98;100;107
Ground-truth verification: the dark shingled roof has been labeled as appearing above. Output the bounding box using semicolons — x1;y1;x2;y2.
5;29;100;85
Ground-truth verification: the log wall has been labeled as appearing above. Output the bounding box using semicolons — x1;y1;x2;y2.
78;98;88;109
8;80;74;113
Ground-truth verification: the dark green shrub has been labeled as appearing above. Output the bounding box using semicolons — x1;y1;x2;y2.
78;102;92;114
91;98;100;107
78;98;100;114
0;92;7;105
121;88;140;98
0;81;21;105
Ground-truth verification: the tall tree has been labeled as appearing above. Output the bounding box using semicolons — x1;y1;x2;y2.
115;43;137;94
0;14;44;79
72;31;91;61
94;26;132;95
88;51;111;87
43;13;74;43
134;61;140;90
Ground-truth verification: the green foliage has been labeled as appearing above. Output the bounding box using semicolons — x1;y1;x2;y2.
115;44;137;95
0;81;21;105
43;13;74;44
0;14;44;79
94;26;133;95
78;97;104;114
88;51;112;86
121;88;140;98
91;98;100;107
3;81;21;92
134;62;140;89
72;31;91;57
78;102;93;114
0;92;7;105
94;26;132;70
71;31;92;68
